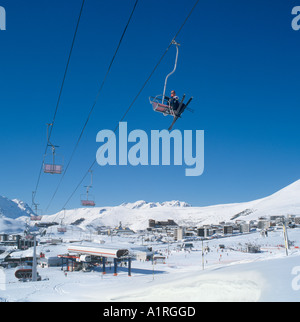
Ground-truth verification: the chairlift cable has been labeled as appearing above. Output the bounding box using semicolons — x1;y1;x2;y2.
32;0;85;204
44;0;139;214
59;0;200;211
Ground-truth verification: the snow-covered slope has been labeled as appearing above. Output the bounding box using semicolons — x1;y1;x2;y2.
0;179;299;233
0;217;25;234
0;196;34;219
0;196;34;233
41;180;300;231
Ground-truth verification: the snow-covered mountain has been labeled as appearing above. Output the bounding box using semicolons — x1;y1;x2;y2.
41;179;300;231
1;179;300;233
0;196;34;219
0;196;34;233
0;216;25;234
121;200;192;209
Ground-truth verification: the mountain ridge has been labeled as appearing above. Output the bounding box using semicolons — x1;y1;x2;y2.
1;180;300;232
39;179;300;231
0;196;34;219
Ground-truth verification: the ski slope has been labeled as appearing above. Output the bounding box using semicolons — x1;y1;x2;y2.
0;180;300;302
1;228;300;302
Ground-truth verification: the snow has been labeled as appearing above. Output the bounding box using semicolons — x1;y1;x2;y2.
0;217;24;234
2;179;300;233
0;196;34;219
30;179;300;232
1;180;300;302
0;228;300;302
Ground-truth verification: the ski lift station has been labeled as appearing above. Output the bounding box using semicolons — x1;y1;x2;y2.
67;244;132;276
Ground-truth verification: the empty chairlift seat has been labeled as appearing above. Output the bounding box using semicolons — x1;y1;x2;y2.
80;170;95;207
81;199;96;207
44;123;63;175
57;226;67;233
44;163;63;174
30;215;43;221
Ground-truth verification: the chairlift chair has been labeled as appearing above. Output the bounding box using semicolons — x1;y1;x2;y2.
81;199;96;207
43;123;63;175
80;170;96;207
80;188;96;207
30;215;42;221
150;95;174;116
149;40;193;131
57;209;67;232
44;163;63;175
43;145;63;174
57;227;67;233
31;196;43;221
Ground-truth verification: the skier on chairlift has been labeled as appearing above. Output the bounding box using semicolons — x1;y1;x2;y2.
149;41;193;130
168;90;186;116
169;90;179;110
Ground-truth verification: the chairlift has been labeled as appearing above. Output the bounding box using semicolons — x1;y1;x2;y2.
57;227;67;233
81;170;96;207
31;193;43;221
30;215;42;221
57;209;67;233
149;40;193;131
81;199;96;207
43;123;63;175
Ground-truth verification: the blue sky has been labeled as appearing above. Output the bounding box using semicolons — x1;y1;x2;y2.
1;0;300;214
